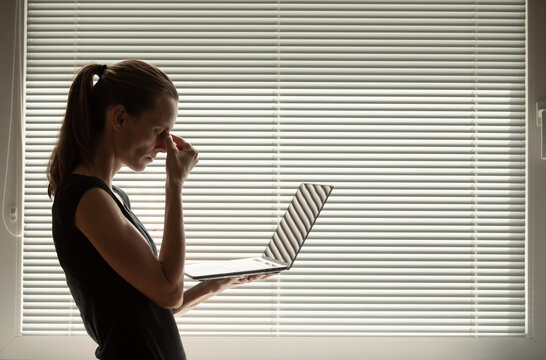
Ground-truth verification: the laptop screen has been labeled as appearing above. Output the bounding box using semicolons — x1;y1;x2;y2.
264;183;333;266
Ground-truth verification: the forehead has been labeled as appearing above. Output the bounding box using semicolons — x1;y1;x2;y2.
140;95;177;129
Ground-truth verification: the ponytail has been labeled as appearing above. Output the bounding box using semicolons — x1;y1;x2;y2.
47;59;178;198
47;63;104;198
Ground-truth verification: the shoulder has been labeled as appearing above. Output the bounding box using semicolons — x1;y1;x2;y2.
53;174;112;225
76;187;124;224
56;174;110;202
73;186;134;249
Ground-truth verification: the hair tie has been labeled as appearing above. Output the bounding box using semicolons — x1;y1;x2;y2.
97;64;107;78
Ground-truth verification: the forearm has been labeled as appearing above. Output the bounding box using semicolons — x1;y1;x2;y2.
158;181;186;297
172;280;219;316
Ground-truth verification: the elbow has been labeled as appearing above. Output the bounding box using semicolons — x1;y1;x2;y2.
155;261;184;308
155;283;184;309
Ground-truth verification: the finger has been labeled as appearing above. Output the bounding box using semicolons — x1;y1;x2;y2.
256;273;275;280
238;275;252;283
247;273;270;282
231;276;247;285
164;133;177;153
171;134;189;151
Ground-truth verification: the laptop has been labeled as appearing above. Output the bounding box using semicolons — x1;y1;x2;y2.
184;183;334;280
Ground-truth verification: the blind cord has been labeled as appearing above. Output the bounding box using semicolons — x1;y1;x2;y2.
2;0;22;239
274;0;281;338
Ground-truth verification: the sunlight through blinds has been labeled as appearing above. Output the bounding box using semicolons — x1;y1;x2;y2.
24;0;525;336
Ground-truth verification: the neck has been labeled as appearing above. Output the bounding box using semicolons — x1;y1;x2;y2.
72;140;121;189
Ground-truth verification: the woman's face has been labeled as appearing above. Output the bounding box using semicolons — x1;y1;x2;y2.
115;94;178;172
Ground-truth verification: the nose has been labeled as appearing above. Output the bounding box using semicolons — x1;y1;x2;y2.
155;135;167;153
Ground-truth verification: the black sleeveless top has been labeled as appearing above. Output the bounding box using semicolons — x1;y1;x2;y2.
52;174;186;360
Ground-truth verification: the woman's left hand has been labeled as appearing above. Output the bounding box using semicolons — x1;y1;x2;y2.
172;273;278;316
207;273;276;294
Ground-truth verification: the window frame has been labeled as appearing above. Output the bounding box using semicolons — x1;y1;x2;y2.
1;0;545;358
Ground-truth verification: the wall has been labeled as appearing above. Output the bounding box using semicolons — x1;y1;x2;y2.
0;0;23;351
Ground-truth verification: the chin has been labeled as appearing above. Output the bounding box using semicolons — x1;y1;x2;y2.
127;163;148;173
125;156;153;172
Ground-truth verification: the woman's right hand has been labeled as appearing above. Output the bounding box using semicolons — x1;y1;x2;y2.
164;133;199;186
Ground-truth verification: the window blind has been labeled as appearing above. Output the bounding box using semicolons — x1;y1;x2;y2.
24;0;526;337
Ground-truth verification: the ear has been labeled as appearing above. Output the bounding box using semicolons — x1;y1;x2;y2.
108;104;127;132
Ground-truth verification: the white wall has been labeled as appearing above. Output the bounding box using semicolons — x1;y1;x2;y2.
1;0;545;359
0;0;23;352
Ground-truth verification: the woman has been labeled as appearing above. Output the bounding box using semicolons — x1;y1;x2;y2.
47;60;270;360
